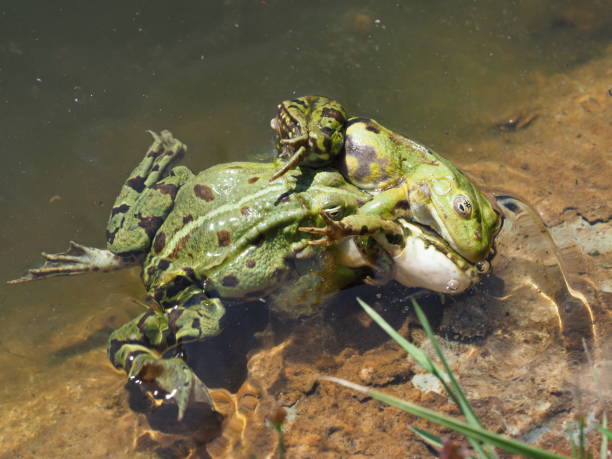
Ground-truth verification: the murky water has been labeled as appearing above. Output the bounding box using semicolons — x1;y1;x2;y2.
1;1;610;457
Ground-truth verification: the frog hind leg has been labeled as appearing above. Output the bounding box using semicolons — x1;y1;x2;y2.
8;131;191;284
7;241;135;284
106;130;190;256
108;292;226;420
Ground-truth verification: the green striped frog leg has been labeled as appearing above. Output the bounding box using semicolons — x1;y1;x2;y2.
106;131;192;257
107;289;225;419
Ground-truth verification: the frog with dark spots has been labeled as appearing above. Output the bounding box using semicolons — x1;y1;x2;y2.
270;98;501;265
270;96;347;181
10;129;483;419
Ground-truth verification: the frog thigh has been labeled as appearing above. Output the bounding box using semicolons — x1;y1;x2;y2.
107;166;193;255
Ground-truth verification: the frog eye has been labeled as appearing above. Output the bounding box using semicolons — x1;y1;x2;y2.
453;195;472;219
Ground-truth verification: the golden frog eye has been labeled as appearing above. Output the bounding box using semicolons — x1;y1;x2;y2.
453;195;472;219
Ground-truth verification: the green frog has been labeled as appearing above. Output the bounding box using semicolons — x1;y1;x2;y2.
339;116;501;264
269;97;501;265
10;130;481;419
269;96;347;181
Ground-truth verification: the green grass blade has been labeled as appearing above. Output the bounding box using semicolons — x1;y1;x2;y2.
567;424;578;459
356;298;461;401
598;413;609;459
408;425;444;449
410;300;498;458
357;298;493;458
323;376;569;459
356;298;434;373
596;423;611;440
411;300;483;429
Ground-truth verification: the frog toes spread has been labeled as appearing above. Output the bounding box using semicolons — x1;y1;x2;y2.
7;241;136;284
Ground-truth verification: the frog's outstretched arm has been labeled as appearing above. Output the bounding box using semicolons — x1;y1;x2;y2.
108;292;226;419
300;212;404;248
301;212;404;286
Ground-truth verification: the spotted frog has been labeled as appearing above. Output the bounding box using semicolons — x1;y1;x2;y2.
270;96;501;265
10;130;480;419
270;96;347;181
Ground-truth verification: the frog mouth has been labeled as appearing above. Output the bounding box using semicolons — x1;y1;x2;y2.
392;219;480;294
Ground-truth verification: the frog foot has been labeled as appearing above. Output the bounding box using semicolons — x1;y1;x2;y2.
269;145;306;182
7;241;137;284
299;211;352;246
130;355;213;420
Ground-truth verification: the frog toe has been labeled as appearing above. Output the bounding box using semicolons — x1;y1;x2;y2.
144;130;187;186
131;356;213;420
269;145;306;182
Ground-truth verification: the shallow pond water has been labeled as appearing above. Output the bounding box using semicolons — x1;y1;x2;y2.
1;1;610;457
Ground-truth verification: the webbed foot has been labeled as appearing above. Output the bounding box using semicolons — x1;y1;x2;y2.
130;355;213;420
299;211;352;246
8;241;137;284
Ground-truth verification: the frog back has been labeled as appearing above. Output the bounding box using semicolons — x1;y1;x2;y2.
143;163;369;300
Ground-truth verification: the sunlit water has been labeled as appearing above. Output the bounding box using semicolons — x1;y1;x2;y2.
1;1;610;456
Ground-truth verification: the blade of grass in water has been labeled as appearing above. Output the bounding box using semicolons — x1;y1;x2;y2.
408;426;444;449
323;376;569;459
598;414;609;459
411;299;485;430
357;297;493;458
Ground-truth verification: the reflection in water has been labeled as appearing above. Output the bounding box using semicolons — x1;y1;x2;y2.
490;194;596;361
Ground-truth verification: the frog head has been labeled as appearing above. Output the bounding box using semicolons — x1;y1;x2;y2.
407;158;501;264
271;96;347;167
343;117;501;263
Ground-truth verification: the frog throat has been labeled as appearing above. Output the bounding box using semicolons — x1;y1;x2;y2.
335;220;479;294
392;220;479;294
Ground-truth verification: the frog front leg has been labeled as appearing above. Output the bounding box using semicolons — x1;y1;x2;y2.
300;212;404;285
301;212;403;247
357;185;412;220
108;292;226;420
